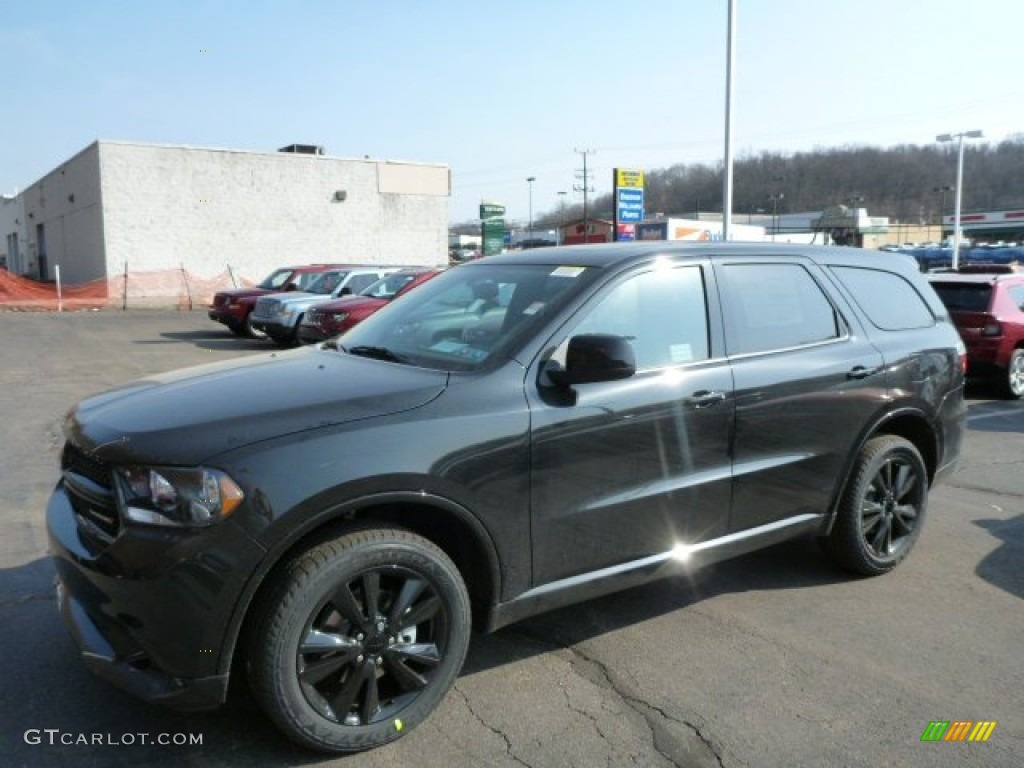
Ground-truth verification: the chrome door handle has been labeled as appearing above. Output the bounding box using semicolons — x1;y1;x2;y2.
688;390;727;408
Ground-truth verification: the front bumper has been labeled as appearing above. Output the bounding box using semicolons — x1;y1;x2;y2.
208;307;244;327
298;324;332;344
47;481;265;711
248;316;294;338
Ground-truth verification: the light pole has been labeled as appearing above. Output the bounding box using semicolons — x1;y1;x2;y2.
936;130;983;270
557;190;568;245
526;176;536;247
933;184;954;244
847;195;865;247
768;193;784;242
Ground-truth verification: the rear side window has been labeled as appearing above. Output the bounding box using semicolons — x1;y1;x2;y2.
930;282;992;312
1007;284;1024;311
719;263;840;355
831;266;935;330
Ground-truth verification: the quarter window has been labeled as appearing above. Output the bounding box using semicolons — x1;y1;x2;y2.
561;265;709;369
830;266;935;330
720;263;840;355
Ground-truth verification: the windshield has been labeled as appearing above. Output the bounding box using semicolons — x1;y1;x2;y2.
258;269;294;290
338;262;597;371
360;271;420;299
306;270;350;295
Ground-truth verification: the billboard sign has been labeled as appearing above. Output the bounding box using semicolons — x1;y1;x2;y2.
480;201;506;256
613;168;645;238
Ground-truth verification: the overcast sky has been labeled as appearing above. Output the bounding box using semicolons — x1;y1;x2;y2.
3;0;1022;225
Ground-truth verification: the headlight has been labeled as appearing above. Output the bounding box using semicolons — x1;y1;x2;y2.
331;312;349;323
114;466;244;527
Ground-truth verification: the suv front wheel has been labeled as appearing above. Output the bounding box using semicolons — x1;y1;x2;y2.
248;528;471;753
823;435;928;576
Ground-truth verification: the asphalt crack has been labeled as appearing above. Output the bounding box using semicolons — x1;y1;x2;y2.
509;628;725;768
452;684;534;768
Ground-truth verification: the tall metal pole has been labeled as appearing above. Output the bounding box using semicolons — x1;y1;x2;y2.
936;130;982;271
526;176;536;245
722;0;736;241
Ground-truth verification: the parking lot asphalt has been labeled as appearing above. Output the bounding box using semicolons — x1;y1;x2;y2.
1;309;1021;767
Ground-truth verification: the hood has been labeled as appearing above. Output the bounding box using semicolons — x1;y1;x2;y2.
314;295;387;313
216;287;269;300
260;291;326;308
64;348;448;465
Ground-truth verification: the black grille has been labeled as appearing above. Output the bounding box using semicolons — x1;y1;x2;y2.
213;294;227;307
62;443;120;542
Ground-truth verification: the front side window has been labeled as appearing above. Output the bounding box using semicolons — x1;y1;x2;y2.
260;269;293;290
344;273;380;296
720;263;840;356
307;270;349;295
554;265;709;370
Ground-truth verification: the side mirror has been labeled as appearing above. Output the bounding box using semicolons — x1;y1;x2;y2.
340;286;353;296
284;282;299;292
547;334;636;387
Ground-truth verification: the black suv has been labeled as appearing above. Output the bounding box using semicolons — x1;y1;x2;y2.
48;243;965;753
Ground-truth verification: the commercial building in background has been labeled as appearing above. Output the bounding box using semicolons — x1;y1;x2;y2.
635;216;766;243
1;141;449;293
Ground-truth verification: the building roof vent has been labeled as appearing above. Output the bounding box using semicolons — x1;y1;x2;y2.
278;144;325;155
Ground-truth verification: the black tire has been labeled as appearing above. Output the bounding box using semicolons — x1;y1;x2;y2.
822;435;928;576
248;528;471;753
245;313;267;340
1003;348;1024;399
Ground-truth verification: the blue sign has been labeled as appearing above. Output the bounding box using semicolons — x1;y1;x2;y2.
616;188;645;224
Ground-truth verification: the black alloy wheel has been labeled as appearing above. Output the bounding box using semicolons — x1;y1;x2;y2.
823;435;928;576
298;566;446;726
249;528;470;753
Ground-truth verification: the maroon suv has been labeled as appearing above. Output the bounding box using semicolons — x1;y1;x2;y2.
299;267;442;344
929;270;1024;398
209;264;347;337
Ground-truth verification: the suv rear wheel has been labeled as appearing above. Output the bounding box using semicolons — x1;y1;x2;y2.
1004;348;1024;399
823;435;928;576
248;528;471;753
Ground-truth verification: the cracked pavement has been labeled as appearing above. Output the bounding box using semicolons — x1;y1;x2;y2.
1;310;1022;767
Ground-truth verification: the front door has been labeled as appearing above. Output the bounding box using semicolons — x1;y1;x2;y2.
528;261;735;585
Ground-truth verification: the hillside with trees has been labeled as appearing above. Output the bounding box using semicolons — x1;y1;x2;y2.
509;136;1024;230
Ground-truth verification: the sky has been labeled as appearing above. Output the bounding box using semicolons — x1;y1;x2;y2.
3;0;1023;226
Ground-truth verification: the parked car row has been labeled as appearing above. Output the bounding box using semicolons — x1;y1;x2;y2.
209;264;443;346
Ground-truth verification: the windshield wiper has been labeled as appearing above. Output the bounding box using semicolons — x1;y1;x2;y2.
347;345;407;363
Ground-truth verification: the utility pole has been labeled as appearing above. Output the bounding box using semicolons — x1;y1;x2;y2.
574;148;595;243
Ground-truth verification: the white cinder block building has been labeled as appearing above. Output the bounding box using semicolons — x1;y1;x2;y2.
3;140;450;288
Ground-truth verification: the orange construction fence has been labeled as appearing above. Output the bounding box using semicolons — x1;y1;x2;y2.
0;267;254;311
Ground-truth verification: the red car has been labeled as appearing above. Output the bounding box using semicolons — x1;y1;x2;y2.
209;264;349;337
298;267;441;343
929;269;1024;398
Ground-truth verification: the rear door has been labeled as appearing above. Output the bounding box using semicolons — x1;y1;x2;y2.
528;260;735;584
714;258;888;534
